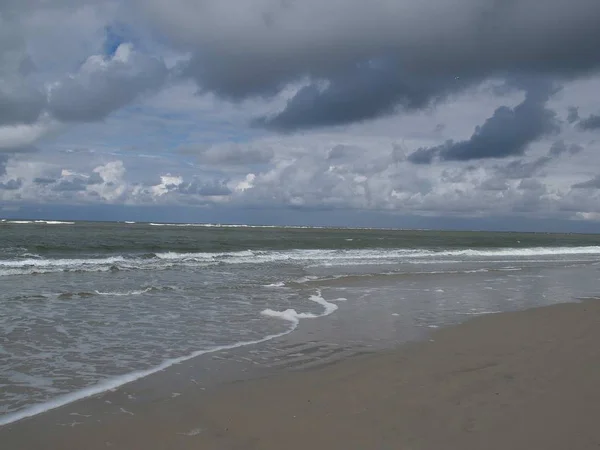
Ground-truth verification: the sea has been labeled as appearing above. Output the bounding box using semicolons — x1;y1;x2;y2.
2;220;600;425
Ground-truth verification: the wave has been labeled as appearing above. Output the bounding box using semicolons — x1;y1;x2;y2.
263;281;287;288
93;286;176;296
149;222;331;229
94;288;152;296
0;289;337;427
151;247;600;268
52;286;177;299
2;220;74;225
1;246;599;277
0;256;127;277
34;220;75;225
0;256;125;269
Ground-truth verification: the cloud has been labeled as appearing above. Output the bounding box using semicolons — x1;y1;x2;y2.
408;82;560;162
138;0;600;129
177;180;232;197
87;172;104;185
578;114;600;131
480;177;509;191
0;82;46;127
496;156;553;180
0;178;22;190
0;1;119;127
150;174;183;197
572;175;600;189
52;178;88;192
567;106;580;124
256;67;473;131
518;178;545;191
180;142;274;166
407;147;439;165
33;176;56;185
0;121;52;152
85;160;128;201
327;144;367;161
548;140;583;156
48;43;168;122
0;155;7;176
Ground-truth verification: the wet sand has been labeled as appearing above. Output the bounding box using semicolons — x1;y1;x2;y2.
2;299;600;449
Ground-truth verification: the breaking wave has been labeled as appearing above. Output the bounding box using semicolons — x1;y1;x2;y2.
1;246;599;277
1;220;75;225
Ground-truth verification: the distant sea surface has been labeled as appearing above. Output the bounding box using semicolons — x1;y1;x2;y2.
2;220;600;424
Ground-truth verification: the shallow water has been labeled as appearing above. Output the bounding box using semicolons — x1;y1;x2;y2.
2;220;600;424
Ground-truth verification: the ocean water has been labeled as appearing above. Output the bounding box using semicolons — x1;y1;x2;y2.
2;220;600;425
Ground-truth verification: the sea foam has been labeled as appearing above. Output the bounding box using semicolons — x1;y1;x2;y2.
261;290;338;325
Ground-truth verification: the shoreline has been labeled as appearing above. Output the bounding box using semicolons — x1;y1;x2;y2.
0;288;340;428
2;298;600;449
0;325;295;428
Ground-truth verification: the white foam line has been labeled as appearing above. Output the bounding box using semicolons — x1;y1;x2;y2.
0;319;303;427
458;311;503;316
4;220;75;225
34;221;75;225
0;256;125;268
263;281;287;288
93;288;153;296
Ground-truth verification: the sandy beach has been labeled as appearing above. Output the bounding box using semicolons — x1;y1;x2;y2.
1;298;599;449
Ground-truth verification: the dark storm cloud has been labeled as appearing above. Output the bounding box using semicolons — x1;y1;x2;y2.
256;66;474;131
141;0;600;130
408;82;560;162
572;175;600;189
578;114;600;131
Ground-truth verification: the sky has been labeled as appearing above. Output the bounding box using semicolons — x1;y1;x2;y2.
1;0;600;230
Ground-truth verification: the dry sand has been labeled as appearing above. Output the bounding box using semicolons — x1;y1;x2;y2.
2;299;600;449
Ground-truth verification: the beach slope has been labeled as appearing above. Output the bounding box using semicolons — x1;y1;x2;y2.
3;300;600;449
